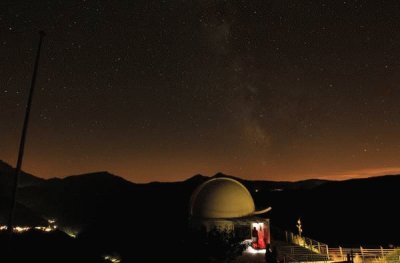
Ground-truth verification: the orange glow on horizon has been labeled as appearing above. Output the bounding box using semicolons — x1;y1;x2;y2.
3;151;400;183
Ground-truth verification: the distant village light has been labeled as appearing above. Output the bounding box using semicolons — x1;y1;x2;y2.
0;218;58;233
103;255;121;263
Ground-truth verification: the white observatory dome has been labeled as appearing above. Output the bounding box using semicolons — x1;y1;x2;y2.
190;177;260;219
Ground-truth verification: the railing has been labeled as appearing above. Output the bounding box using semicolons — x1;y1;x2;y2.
272;227;400;263
279;245;331;263
328;247;399;263
279;246;399;263
284;230;330;256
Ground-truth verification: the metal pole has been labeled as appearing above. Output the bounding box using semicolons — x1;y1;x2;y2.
326;245;330;261
360;246;364;262
7;31;45;233
339;246;343;260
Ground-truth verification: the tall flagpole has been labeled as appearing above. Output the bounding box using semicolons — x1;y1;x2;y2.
7;31;45;233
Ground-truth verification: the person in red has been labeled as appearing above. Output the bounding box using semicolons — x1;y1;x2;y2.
257;226;266;249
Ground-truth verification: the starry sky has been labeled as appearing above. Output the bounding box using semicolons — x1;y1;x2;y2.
1;0;400;183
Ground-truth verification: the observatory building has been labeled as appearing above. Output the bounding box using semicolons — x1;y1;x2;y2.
189;177;271;249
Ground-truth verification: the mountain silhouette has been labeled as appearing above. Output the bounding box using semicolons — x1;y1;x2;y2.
1;160;399;250
0;160;46;225
0;160;43;195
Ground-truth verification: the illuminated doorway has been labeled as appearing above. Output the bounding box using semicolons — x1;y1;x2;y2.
251;222;269;249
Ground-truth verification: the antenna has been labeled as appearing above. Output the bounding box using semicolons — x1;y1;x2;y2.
7;31;46;233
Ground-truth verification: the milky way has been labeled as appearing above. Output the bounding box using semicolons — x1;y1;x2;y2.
1;0;400;182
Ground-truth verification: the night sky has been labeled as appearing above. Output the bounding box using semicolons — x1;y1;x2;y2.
1;0;400;183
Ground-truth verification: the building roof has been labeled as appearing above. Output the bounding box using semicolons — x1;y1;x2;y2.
190;177;271;219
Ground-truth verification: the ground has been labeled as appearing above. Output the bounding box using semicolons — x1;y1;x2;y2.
234;246;266;263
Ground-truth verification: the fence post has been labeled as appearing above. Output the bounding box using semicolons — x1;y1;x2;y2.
360;246;364;262
318;242;321;253
339;246;343;260
326;245;330;261
285;231;288;243
380;246;384;259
